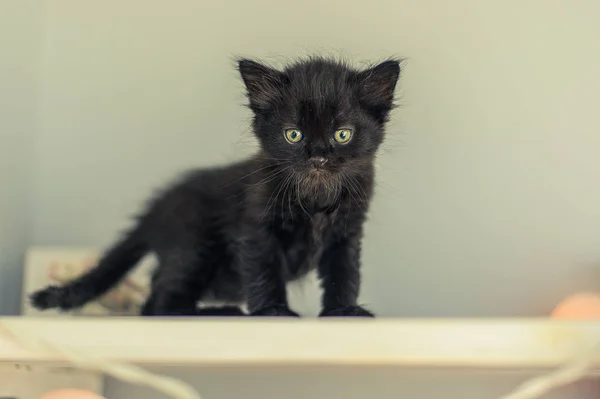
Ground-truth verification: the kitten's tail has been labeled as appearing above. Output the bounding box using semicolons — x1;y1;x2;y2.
29;228;149;311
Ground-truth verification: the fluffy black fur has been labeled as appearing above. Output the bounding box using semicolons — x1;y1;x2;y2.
30;56;401;317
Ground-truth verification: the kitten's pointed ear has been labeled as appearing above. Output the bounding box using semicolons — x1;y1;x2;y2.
238;59;288;111
356;60;401;121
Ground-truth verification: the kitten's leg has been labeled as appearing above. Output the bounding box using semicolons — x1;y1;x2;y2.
141;248;212;316
317;232;374;317
240;237;299;317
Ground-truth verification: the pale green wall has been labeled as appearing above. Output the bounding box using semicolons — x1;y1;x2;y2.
0;0;42;315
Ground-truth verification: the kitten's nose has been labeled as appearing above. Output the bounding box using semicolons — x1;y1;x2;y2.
309;156;328;168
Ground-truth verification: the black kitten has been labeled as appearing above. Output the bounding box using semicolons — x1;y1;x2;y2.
30;56;401;317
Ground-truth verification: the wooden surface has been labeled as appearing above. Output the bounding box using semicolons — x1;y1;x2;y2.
0;317;599;369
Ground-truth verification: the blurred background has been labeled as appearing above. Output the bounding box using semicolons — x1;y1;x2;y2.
1;0;600;397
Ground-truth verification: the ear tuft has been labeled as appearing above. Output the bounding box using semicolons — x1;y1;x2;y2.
237;59;288;111
356;59;401;121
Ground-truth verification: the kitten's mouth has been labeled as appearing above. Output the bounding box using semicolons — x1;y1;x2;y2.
305;168;334;183
309;168;327;175
297;169;341;198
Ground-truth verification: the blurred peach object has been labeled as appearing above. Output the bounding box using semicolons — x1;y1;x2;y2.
37;388;107;399
551;292;600;319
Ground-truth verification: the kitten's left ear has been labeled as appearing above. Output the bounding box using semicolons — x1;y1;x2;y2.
238;59;288;111
356;60;401;121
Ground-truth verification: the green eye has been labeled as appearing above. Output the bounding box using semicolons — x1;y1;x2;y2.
284;128;303;143
333;129;353;144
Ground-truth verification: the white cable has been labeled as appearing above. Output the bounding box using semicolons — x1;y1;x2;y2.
499;339;600;399
1;320;201;399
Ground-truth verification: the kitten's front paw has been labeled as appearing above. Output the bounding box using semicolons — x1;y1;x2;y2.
251;305;300;317
319;305;375;318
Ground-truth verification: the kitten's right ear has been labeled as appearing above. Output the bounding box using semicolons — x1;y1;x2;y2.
238;59;288;111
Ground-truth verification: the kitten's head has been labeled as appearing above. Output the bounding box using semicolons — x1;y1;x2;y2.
238;56;400;202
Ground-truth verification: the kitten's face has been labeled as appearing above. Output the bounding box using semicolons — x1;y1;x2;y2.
239;57;400;200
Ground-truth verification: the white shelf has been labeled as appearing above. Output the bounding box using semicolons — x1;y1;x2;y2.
1;317;599;370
